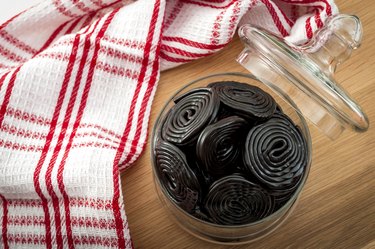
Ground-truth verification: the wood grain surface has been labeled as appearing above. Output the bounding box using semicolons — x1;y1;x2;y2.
122;1;375;248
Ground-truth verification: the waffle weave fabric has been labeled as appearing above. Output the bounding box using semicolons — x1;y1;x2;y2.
0;0;337;248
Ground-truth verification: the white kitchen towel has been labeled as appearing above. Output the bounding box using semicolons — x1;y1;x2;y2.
0;0;337;248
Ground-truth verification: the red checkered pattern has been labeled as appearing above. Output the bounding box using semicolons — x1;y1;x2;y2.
0;0;337;248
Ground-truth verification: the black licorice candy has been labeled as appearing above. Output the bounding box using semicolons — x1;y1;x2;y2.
209;81;276;120
204;175;275;225
243;113;307;194
196;116;247;176
161;88;220;146
155;81;308;225
154;140;201;213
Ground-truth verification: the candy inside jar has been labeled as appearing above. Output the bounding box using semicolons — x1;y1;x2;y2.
154;81;308;226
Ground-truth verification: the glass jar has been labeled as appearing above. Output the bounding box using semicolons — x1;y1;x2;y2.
151;72;312;244
150;14;369;245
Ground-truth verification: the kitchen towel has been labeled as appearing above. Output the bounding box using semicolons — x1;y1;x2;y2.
0;0;337;248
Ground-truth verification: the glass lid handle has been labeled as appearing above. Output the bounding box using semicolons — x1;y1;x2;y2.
297;14;363;76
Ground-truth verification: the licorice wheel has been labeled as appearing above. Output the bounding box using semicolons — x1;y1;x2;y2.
209;81;276;119
155;140;201;213
204;175;275;225
243;113;308;193
161;88;220;146
196;116;248;176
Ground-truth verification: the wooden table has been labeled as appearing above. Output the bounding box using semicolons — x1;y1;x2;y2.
122;1;375;248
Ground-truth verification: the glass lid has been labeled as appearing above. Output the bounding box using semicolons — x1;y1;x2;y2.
237;14;369;140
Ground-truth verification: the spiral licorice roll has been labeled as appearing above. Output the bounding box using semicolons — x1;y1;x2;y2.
210;81;276;119
155;140;201;213
205;175;275;225
162;88;219;146
196;116;248;176
244;113;308;193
